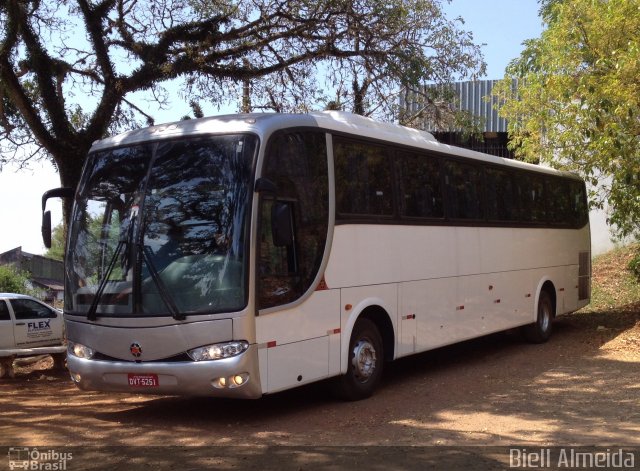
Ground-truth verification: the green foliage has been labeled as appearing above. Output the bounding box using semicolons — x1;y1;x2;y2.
0;265;32;294
44;223;65;261
581;244;640;312
493;0;640;239
629;250;640;282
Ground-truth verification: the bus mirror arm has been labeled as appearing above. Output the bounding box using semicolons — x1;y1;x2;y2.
41;187;74;248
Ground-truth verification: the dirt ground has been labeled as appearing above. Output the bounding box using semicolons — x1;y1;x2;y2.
1;306;639;470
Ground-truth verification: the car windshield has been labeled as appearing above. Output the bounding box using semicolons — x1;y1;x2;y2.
66;134;257;317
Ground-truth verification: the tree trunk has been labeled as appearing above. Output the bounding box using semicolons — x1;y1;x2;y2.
55;150;87;226
352;76;370;116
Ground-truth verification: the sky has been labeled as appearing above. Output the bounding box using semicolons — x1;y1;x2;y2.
0;0;544;256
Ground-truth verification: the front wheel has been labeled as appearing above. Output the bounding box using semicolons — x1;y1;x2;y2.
523;290;554;343
0;357;15;379
333;318;384;401
52;353;67;371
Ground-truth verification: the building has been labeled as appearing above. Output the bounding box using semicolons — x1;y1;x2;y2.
403;79;514;158
0;247;64;302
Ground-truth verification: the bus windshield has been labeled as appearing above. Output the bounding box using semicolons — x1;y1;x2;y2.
66;134;257;318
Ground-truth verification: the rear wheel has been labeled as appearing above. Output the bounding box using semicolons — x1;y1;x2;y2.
334;318;384;401
524;290;554;343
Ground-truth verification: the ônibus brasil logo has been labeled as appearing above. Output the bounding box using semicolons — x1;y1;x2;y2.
8;447;73;470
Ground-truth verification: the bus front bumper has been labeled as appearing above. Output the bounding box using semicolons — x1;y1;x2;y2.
66;344;262;398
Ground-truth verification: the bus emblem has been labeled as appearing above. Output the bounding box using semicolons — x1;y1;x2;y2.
130;343;142;358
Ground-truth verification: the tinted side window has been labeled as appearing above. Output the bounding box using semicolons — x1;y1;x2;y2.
0;301;10;321
10;299;56;320
547;176;572;224
485;168;517;221
258;131;329;309
516;174;546;222
445;160;484;220
398;152;444;219
570;180;589;227
334;138;394;217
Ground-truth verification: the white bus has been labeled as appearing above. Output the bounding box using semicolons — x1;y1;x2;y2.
42;111;590;400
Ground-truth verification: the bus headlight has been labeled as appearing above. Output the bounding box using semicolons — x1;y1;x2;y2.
68;341;95;360
188;341;249;361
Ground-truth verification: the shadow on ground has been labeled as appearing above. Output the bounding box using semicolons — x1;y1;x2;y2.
1;305;639;469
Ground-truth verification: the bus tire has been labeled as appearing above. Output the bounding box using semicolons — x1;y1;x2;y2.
0;357;15;379
524;290;554;343
52;353;67;371
334;318;384;401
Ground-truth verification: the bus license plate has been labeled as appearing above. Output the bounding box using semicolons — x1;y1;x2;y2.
127;373;159;388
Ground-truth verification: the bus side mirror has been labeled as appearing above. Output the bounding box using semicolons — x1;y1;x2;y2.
41;187;74;248
42;211;53;248
271;202;294;247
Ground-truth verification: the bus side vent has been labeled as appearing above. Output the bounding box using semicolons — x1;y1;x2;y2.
578;251;591;300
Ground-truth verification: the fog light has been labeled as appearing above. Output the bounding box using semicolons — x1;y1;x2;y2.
230;373;249;388
211;373;249;389
212;377;227;389
70;372;81;383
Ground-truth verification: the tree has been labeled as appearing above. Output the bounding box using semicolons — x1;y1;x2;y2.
0;264;32;294
0;0;484;224
44;223;66;261
227;0;487;122
493;0;640;238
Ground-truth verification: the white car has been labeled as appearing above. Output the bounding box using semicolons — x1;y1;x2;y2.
0;293;66;378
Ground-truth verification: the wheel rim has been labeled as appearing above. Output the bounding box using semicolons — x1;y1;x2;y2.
351;338;377;383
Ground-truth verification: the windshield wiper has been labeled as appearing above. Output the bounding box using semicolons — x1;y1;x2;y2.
87;240;125;321
141;245;184;321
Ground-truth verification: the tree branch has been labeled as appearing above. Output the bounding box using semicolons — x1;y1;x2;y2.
6;0;73;146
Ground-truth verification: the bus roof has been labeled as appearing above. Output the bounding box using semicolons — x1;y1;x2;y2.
91;111;437;150
91;111;578;180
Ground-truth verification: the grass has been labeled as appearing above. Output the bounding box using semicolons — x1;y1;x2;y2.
574;244;640;357
582;243;640;312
